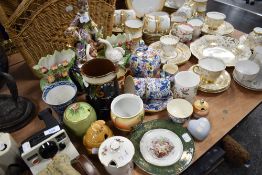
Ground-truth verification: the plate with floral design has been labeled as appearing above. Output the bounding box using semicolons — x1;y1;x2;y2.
130;119;194;175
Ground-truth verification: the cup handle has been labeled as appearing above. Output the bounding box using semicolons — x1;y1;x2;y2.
192;65;201;75
170;23;179;35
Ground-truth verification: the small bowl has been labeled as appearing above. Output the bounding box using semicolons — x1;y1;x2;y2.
42;81;77;117
111;94;144;131
167;99;193;123
235;60;260;81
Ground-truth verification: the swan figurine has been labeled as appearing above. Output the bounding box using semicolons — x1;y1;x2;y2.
98;38;125;64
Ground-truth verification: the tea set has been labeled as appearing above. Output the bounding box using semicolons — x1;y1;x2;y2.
27;0;262;175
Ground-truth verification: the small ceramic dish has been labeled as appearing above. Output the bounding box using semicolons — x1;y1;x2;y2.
234;60;260;82
202;21;234;35
140;129;183;166
149;41;191;64
144;92;173;113
111;94;144;131
167;99;193;123
42;81;77;116
189;65;231;93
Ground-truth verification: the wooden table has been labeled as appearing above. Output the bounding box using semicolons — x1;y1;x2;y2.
1;30;262;175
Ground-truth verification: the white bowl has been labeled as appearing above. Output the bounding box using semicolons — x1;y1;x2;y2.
167;99;193;123
235;60;260;81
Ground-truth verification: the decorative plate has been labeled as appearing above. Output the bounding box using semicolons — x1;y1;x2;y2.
189;65;231;93
233;70;262;91
140;129;183;166
202;21;234;35
130;119;194;175
144;95;173;113
190;35;252;67
149;41;191;65
125;0;165;18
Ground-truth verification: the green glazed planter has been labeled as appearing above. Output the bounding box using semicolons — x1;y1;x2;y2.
64;102;97;137
130;119;195;175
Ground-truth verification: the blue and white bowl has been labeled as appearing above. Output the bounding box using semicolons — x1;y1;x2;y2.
42;81;77;117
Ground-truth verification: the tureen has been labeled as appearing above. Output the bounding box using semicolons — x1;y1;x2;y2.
98;136;135;175
129;43;161;78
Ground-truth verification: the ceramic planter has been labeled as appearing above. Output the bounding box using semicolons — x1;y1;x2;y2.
111;94;144;131
63;102;97;137
129;45;161;78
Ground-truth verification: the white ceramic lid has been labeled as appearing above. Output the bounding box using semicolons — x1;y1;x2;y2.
140;129;183;166
98;136;135;168
254;27;262;34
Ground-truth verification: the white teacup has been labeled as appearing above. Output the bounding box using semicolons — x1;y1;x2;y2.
114;9;136;27
253;46;262;67
143;11;170;34
193;57;226;83
206;12;226;30
174;71;200;103
170;23;194;43
125;19;143;40
160;35;179;58
187;18;204;39
171;12;187;26
234;60;260;81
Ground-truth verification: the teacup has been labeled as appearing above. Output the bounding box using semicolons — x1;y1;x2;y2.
193;0;208;12
114;9;136;27
170;12;187;26
162;63;179;82
187;18;204;39
42;81;77;118
206;12;226;30
170;23;194;43
253;46;262;67
234;60;260;81
176;5;193;18
111;94;144;131
174;71;200;103
124;76;171;100
143;11;171;34
160;35;179;57
193;57;226;83
125;19;143;41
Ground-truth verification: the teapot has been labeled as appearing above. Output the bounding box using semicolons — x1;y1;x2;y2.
83;120;113;154
129;42;161;78
98;136;135;175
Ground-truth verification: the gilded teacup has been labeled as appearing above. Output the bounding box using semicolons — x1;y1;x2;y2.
206;12;226;30
160;35;179;58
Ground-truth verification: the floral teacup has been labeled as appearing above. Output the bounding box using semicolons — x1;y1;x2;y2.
170;23;194;43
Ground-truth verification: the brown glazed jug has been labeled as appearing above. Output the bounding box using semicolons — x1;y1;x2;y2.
81;59;120;120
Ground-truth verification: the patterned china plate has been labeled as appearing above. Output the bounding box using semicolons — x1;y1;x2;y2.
144;95;173;113
190;35;252;67
233;70;262;91
202;21;234;35
189;65;231;93
149;41;191;65
130;120;194;175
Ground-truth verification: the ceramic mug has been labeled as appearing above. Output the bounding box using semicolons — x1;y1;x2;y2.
114;9;136;27
193;57;226;83
143;11;171;34
160;35;179;58
187;18;204;39
124;76;171;100
162;63;179;82
174;71;200;103
170;23;194;43
234;60;260;81
111;94;144;131
206;12;226;30
125;19;143;41
42;81;77;118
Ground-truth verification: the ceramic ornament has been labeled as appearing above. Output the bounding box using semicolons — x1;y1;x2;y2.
187;117;211;141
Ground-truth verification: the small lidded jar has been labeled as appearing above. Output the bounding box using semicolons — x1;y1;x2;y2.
193;99;209;118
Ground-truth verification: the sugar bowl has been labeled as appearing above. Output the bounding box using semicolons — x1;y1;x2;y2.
129;43;161;78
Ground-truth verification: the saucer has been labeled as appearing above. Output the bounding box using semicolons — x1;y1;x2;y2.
233;70;262;91
202;21;234;35
149;41;191;65
189;65;231;93
144;92;173;112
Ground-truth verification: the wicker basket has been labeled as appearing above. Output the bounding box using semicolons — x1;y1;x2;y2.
3;0;116;73
88;0;116;37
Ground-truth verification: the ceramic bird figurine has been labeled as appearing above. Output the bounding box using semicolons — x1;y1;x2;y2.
98;38;125;64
